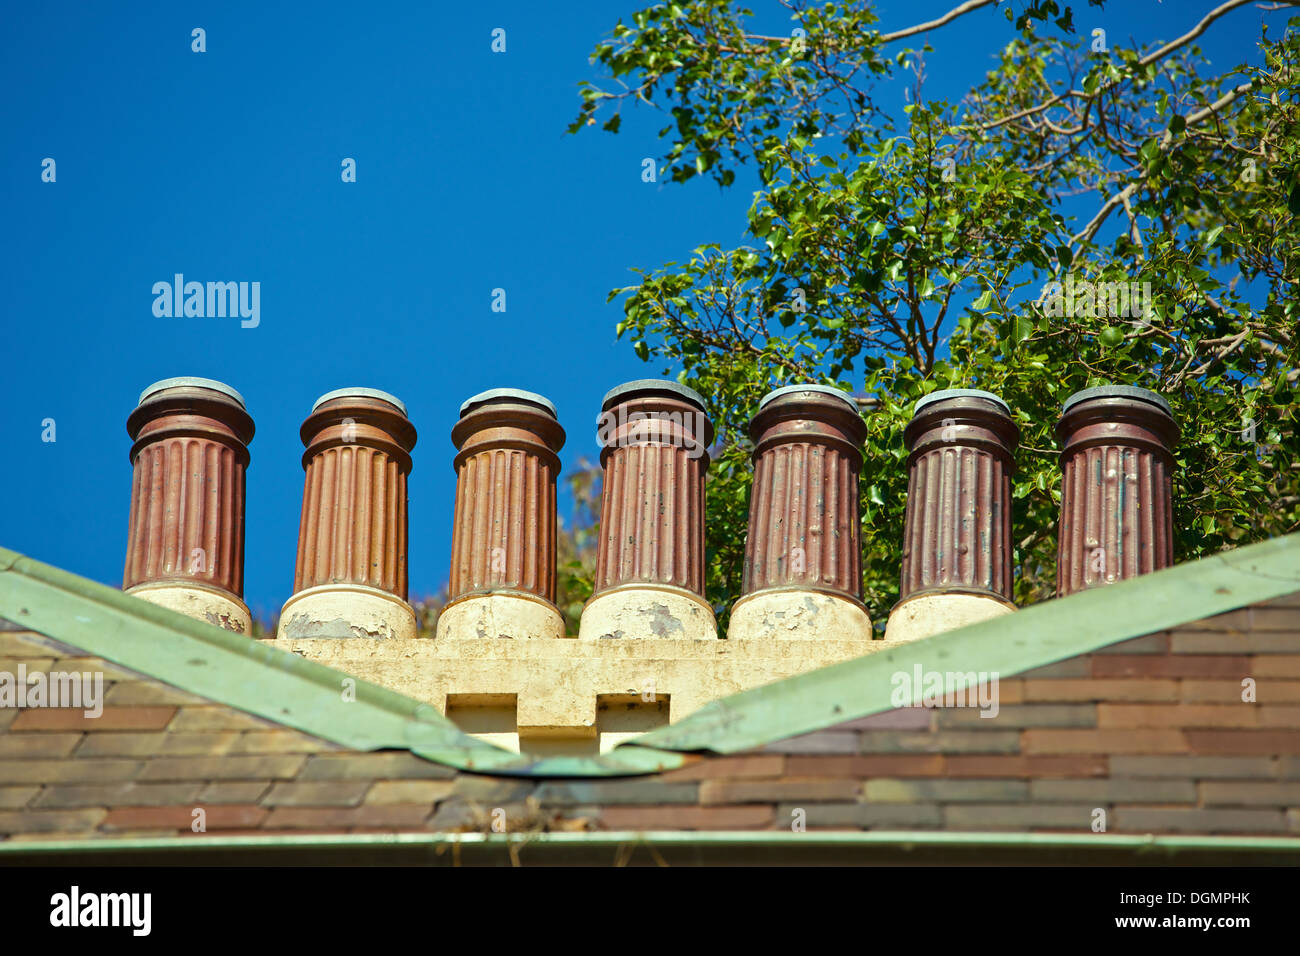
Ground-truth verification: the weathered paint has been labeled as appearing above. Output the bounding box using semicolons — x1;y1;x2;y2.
122;379;254;607
897;389;1018;604
447;389;565;608
292;390;417;598
1056;386;1178;596
581;381;715;640
741;385;867;603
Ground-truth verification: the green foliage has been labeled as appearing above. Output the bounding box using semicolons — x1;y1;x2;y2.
571;1;1300;629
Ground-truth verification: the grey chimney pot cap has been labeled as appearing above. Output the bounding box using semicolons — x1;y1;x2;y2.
1061;384;1172;418
759;384;861;415
601;379;707;412
459;387;557;419
312;387;408;417
138;377;246;409
913;388;1010;417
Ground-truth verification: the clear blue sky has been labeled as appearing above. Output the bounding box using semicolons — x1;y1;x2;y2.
0;1;1278;622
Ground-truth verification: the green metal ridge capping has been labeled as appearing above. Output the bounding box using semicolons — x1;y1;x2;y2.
0;547;685;778
625;532;1300;754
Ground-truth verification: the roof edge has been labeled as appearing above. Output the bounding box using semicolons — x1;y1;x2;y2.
1;831;1295;866
0;547;685;778
625;532;1300;754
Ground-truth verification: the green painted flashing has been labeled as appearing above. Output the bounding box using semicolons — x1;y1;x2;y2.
628;532;1300;754
0;547;684;778
1;831;1296;866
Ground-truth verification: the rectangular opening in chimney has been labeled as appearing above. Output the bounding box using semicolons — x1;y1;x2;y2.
445;693;519;753
596;694;670;754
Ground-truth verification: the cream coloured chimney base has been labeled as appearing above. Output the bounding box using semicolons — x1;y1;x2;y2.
277;583;416;641
578;584;717;641
884;592;1016;644
435;592;565;641
125;582;251;635
728;589;873;641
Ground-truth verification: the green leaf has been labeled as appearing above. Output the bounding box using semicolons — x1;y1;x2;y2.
973;289;993;311
1099;327;1125;348
1203;224;1224;249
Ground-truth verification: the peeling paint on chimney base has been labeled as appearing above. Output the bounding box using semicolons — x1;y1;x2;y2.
883;592;1017;644
279;388;418;643
734;385;871;641
125;582;250;635
121;377;255;635
275;583;416;641
435;592;565;641
729;589;872;641
887;389;1019;643
577;584;717;641
584;381;715;642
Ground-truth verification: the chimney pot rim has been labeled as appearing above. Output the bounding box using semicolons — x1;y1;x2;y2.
601;379;706;413
459;387;557;419
913;388;1010;417
312;387;408;417
758;384;860;415
137;377;245;409
1061;384;1172;419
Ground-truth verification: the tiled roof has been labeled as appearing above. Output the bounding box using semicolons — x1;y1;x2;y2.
2;536;1300;858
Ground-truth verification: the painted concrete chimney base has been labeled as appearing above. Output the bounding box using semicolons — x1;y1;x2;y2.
279;635;888;753
276;583;416;641
125;583;251;635
728;590;873;641
884;593;1016;644
435;593;565;641
578;585;717;641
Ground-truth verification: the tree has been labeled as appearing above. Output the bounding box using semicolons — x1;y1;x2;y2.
570;0;1300;630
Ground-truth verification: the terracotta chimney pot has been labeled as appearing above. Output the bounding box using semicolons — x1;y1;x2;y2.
729;385;872;641
437;388;567;640
885;388;1019;643
123;377;254;633
578;380;716;641
277;387;418;640
1055;384;1178;596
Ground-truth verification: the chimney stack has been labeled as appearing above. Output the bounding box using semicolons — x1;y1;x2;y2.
436;388;567;640
885;389;1019;643
1055;385;1178;596
578;380;716;641
123;377;254;633
729;385;872;640
277;388;418;640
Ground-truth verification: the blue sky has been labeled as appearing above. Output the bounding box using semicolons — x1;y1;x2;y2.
1;1;1280;621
